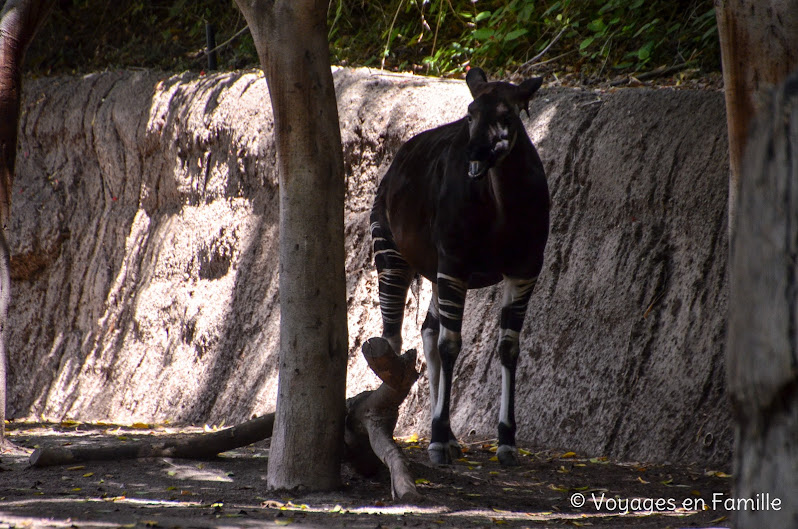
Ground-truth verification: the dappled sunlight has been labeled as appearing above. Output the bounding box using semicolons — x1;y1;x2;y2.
160;460;233;483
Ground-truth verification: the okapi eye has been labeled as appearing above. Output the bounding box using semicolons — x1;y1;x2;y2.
466;115;473;124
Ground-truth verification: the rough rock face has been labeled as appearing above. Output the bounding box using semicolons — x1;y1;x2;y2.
8;68;730;466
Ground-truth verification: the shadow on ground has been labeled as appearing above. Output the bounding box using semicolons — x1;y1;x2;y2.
0;423;732;528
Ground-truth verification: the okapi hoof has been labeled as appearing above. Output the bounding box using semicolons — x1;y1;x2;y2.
427;442;452;465
497;445;520;466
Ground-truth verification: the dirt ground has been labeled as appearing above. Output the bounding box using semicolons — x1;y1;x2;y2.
0;422;732;529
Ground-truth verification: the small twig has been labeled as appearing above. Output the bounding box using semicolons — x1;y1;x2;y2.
609;63;691;87
382;0;406;70
521;26;568;68
202;25;249;58
520;50;575;73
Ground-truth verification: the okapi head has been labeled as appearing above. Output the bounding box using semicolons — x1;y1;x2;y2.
464;67;543;179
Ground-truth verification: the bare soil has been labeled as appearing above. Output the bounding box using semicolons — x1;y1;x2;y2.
1;422;732;529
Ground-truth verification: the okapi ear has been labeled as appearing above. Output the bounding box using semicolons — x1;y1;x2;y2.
516;76;544;116
466;67;489;97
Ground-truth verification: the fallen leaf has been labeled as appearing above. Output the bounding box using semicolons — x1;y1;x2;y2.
637;476;649;484
548;484;569;493
60;420;80;428
414;478;430;485
131;422;151;429
561;451;577;458
705;470;732;478
274;518;294;526
66;466;86;471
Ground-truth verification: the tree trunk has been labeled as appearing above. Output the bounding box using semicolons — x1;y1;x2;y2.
233;0;348;491
0;0;54;446
715;0;798;230
717;3;798;527
728;73;798;528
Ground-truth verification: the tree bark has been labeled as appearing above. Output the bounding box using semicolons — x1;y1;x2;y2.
715;0;798;231
0;0;54;446
232;0;348;491
29;414;275;467
728;73;798;528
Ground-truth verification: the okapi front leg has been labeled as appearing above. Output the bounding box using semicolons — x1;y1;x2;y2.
497;276;537;466
428;272;467;465
422;286;462;461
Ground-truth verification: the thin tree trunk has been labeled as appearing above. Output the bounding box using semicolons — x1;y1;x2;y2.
0;0;54;446
715;0;798;232
729;73;798;528
233;0;348;491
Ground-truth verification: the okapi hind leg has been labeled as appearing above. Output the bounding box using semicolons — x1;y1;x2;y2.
421;287;462;462
496;276;537;466
370;219;413;355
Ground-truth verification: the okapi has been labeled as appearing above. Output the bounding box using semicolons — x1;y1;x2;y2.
370;67;549;466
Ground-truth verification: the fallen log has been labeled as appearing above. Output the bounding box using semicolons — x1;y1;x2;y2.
30;413;275;467
29;337;422;502
345;337;421;501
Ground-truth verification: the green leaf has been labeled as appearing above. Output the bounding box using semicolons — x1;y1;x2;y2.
504;28;528;42
475;11;492;22
579;37;595;51
587;18;606;33
637;41;654;61
472;28;496;40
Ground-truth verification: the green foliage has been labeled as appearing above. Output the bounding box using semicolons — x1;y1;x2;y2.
25;0;719;80
328;0;720;78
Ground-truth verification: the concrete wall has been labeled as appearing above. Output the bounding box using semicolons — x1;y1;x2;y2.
8;68;730;466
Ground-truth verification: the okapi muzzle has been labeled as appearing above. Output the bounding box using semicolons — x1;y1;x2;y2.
464;68;543;179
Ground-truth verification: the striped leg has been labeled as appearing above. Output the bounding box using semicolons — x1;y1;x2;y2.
496;276;537;466
428;272;467;465
371;220;413;354
422;285;461;462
